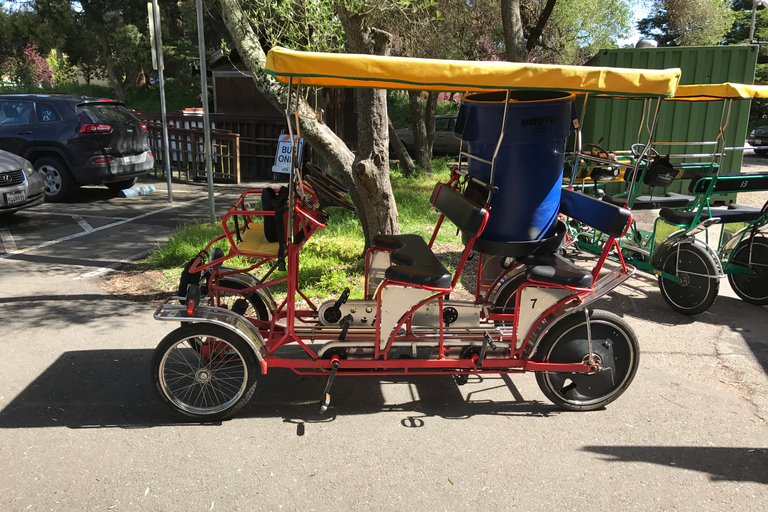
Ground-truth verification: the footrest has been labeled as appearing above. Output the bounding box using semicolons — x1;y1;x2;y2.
374;234;451;289
659;203;764;226
518;253;593;288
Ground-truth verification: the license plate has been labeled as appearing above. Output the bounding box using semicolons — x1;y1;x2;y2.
121;154;145;164
6;190;26;206
756;139;762;145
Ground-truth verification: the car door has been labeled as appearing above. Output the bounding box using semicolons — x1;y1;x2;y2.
433;116;458;156
0;100;36;157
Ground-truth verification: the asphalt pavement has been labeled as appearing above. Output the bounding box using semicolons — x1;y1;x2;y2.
0;172;766;511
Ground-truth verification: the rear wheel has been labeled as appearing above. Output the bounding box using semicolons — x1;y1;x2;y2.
35;156;77;202
727;236;768;305
657;241;719;315
151;324;258;421
534;309;639;411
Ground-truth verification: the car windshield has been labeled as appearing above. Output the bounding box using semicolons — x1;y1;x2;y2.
77;103;137;125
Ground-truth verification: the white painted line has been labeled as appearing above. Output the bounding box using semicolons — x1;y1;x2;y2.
0;227;18;254
25;211;129;221
72;215;94;233
78;249;154;279
0;196;208;260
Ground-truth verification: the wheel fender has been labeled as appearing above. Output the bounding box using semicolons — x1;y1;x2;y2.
650;236;724;276
218;268;277;316
154;298;267;364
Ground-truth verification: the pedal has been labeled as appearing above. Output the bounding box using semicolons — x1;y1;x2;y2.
322;288;350;324
476;331;497;369
338;314;353;341
319;357;340;414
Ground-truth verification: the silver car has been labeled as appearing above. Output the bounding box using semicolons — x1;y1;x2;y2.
0;149;45;214
395;114;461;157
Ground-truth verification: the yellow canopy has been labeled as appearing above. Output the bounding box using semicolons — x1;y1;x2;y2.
265;46;681;98
670;83;768;101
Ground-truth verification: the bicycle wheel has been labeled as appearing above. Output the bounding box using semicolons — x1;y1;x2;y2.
534;309;639;411
151;324;259;421
657;240;719;315
492;274;527;326
727;235;768;305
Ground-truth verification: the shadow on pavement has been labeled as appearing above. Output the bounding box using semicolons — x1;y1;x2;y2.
0;349;556;430
583;445;768;484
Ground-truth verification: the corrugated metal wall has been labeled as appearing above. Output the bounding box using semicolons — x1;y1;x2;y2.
582;46;758;199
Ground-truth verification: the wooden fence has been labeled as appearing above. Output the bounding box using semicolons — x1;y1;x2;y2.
135;112;287;182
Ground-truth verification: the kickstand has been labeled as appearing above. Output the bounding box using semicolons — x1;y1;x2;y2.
319;357;340;414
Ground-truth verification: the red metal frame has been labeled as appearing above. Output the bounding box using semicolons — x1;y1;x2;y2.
187;166;630;381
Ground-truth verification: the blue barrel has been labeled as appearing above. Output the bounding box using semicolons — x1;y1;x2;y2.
455;90;575;242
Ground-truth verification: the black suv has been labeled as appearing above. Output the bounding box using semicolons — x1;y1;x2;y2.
0;94;154;202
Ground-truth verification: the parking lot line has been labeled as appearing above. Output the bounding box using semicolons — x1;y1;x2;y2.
0;196;207;260
77;249;155;279
27;211;129;221
0;227;18;254
72;215;94;233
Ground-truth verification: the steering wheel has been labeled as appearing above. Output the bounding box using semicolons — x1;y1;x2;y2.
305;162;349;194
305;175;356;212
630;143;660;160
582;143;616;161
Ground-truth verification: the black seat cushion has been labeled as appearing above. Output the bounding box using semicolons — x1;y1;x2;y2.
374;234;452;289
659;204;763;226
604;192;694;210
518;253;593;288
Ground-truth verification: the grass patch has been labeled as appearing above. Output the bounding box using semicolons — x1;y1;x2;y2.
143;160;461;300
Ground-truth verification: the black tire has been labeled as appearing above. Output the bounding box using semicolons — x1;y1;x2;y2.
727;235;768;305
755;149;768;157
105;177;138;191
534;309;639;411
35;156;77;202
151;324;259;421
657;241;719;315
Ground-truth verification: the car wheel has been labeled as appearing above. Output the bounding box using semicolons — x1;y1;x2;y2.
755;149;768;157
35;156;77;202
105;177;138;192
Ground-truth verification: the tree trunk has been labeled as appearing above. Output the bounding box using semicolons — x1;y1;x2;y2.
500;0;527;62
388;117;416;177
408;91;431;172
216;0;400;248
336;6;399;248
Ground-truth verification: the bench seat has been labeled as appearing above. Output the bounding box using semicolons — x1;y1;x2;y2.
374;234;451;289
659;203;764;226
603;192;695;210
234;223;280;256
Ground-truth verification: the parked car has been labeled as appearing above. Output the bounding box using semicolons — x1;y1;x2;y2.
0;94;154;202
0;149;45;214
747;125;768;156
395;114;461;157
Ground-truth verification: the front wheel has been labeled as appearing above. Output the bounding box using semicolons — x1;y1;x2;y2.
35;156;77;202
727;235;768;305
657;240;719;315
151;324;259;421
534;309;639;411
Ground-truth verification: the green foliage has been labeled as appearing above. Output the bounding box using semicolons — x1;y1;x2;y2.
46;50;78;86
243;0;345;52
637;0;735;46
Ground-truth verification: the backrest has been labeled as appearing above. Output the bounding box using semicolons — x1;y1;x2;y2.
690;172;768;195
561;188;631;238
430;183;488;238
